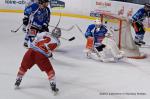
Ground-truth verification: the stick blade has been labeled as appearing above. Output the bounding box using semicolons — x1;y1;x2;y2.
69;37;75;41
11;30;17;33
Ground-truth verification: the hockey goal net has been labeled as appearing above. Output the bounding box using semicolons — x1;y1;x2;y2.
99;12;146;59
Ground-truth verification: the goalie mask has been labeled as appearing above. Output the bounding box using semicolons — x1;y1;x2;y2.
94;19;101;25
94;19;102;28
51;27;61;38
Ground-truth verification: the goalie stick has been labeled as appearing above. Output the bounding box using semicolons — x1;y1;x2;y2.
11;24;23;33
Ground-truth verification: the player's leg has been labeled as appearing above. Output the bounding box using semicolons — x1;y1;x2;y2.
102;37;124;62
35;51;59;92
85;37;94;58
138;26;145;45
15;49;35;88
132;22;145;46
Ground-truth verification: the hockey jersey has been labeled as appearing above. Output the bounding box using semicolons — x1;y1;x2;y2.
24;3;50;30
85;24;108;46
132;8;148;23
31;32;60;57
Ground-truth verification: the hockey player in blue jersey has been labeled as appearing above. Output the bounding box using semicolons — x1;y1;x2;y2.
131;3;150;46
85;19;124;62
23;0;50;48
85;19;107;52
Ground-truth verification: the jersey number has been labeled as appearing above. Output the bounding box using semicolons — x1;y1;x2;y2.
35;36;57;53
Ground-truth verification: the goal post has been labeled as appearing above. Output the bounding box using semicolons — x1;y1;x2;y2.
98;12;146;59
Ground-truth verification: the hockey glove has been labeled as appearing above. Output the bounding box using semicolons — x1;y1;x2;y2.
41;23;49;32
22;25;27;33
95;44;106;52
48;53;53;58
23;17;29;26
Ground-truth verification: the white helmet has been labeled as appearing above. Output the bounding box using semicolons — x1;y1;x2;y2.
51;27;61;38
94;19;101;25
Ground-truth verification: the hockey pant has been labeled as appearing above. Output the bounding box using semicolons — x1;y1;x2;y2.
132;21;145;42
17;48;55;80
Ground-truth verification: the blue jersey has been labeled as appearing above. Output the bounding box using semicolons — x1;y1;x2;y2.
85;24;108;45
24;3;50;30
132;8;148;23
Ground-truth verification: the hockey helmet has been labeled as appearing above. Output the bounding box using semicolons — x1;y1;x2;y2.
145;3;150;8
144;3;150;11
51;27;61;38
39;0;49;4
94;19;101;25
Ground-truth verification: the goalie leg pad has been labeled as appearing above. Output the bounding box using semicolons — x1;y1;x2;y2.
86;37;94;49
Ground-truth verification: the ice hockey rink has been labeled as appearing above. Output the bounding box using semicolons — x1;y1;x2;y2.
0;12;150;99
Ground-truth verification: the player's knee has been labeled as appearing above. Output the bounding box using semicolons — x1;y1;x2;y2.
18;67;27;76
45;70;55;80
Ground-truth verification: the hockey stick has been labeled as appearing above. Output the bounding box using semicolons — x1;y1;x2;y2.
140;44;150;48
104;17;146;32
60;36;75;41
49;25;74;31
11;24;23;33
75;24;85;36
55;13;62;28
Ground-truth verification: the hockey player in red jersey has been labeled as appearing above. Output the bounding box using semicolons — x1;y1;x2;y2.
14;27;61;93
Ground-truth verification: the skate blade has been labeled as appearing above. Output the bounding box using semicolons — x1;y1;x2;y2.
14;85;20;90
52;90;59;96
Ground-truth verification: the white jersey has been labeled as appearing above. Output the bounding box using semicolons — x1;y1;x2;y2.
31;32;60;57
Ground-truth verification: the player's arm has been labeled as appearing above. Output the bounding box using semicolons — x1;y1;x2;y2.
132;8;145;22
23;3;39;26
85;24;95;38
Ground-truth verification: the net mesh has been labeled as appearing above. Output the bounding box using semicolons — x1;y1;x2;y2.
99;12;145;58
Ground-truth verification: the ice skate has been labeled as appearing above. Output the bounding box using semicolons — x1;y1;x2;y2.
14;77;22;89
50;82;59;95
139;40;146;45
134;41;141;46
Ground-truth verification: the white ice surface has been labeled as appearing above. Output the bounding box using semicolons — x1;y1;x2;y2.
0;12;150;99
